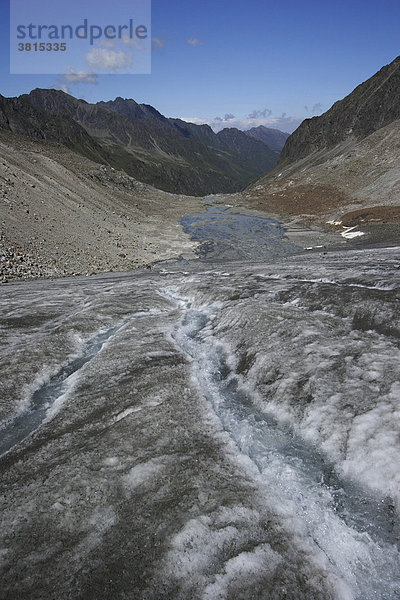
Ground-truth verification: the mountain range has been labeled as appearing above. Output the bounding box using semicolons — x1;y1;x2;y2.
1;55;399;283
0;90;286;196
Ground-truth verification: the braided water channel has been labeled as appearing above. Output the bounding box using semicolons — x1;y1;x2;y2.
0;318;135;456
180;203;301;261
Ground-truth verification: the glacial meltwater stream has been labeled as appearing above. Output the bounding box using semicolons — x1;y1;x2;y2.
0;319;131;456
1;246;400;599
165;289;400;600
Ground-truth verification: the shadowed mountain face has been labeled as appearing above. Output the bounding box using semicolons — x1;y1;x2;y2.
0;89;280;196
244;56;400;235
98;97;168;123
245;125;289;152
0;94;109;165
99;96;279;174
279;56;400;166
97;97;282;187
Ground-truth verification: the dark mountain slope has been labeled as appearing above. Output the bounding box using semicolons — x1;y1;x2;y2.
99;96;279;171
22;90;157;151
0;94;109;165
21;89;279;195
245;126;289;152
98;97;168;123
103;97;277;159
243;56;400;236
279;56;400;165
216;127;278;174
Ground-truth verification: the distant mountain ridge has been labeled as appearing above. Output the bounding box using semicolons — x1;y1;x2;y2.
245;126;289;152
0;93;108;164
0;89;286;195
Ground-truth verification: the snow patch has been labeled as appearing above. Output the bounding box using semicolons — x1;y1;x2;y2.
341;226;365;239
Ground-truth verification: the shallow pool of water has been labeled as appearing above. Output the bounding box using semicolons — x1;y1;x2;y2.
181;204;301;261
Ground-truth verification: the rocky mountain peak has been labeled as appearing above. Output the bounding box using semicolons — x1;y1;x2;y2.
279;55;400;165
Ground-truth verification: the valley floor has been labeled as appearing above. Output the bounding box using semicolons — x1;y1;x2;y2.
0;129;367;284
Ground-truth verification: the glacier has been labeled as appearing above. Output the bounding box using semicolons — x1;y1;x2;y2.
0;246;400;599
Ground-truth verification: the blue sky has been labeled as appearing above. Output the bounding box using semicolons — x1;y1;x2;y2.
1;0;400;132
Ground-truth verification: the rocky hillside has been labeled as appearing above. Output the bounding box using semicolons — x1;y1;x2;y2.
0;94;108;164
279;56;400;165
0;128;203;282
2;89;279;196
243;56;400;242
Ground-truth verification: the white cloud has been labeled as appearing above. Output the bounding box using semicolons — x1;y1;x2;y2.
55;67;98;94
62;67;98;84
248;108;272;119
96;39;115;49
152;37;165;49
180;117;209;126
120;35;144;49
187;38;204;46
214;113;236;122
86;48;132;71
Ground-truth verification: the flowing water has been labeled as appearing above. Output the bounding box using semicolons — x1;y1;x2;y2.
1;242;400;599
166;290;400;599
